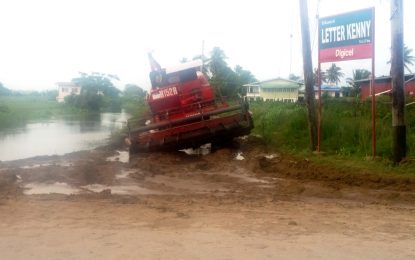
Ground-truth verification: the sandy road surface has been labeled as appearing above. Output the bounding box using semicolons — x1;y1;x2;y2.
1;137;415;259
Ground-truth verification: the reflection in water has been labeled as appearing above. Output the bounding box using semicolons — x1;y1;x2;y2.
0;111;129;161
79;113;102;132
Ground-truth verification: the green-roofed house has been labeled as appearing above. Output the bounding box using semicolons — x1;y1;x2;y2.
243;78;302;102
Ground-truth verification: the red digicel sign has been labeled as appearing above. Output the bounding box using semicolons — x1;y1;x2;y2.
319;8;374;63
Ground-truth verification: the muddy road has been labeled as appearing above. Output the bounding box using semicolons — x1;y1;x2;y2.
1;137;415;259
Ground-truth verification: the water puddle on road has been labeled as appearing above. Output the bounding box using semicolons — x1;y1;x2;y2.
20;163;52;169
24;182;81;195
180;143;211;156
81;184;165;195
20;161;74;169
24;168;161;196
23;181;164;196
115;169;136;179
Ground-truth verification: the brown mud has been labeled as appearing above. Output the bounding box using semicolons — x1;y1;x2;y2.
1;136;415;259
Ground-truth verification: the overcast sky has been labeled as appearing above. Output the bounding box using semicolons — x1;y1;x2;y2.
0;0;414;91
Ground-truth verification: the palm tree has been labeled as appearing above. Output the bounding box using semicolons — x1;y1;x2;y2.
387;44;415;73
403;45;415;73
325;64;344;85
313;68;327;85
289;73;301;82
209;47;228;76
346;69;371;97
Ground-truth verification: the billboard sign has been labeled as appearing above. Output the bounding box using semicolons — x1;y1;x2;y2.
319;8;374;63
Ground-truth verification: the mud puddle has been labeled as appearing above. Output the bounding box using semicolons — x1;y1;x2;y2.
3;135;415;207
22;168;166;196
24;182;80;195
23;181;165;196
20;161;74;169
115;169;136;179
81;183;166;195
180;143;211;156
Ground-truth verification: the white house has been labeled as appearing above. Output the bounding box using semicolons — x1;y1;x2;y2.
244;78;302;102
56;82;81;102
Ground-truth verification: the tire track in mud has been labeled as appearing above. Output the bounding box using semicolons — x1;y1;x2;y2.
1;138;415;259
0;136;415;208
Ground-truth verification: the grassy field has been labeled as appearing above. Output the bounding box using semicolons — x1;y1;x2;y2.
0;96;82;130
0;94;149;132
250;97;415;174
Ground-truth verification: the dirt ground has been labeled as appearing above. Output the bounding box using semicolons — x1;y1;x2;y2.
1;136;415;259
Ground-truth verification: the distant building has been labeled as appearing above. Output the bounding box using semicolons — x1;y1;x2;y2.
317;85;343;98
356;74;415;100
244;78;302;102
56;82;81;103
298;84;343;100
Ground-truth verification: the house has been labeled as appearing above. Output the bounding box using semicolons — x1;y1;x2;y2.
244;78;302;102
298;84;343;100
316;85;343;98
56;82;81;103
356;74;415;100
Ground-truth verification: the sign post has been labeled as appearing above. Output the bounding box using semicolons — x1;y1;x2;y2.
318;8;375;157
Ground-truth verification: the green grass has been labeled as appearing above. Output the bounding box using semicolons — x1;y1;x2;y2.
0;94;149;133
0;96;84;130
309;153;415;177
250;101;309;152
250;98;415;174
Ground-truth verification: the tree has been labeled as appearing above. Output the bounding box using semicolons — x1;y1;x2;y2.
234;65;257;95
403;45;415;73
208;47;228;76
234;65;256;84
346;69;371;97
325;64;344;85
388;44;415;73
121;84;147;116
72;72;120;98
70;72;121;111
0;82;12;96
288;74;301;82
181;47;256;99
208;47;238;98
313;68;327;85
123;84;146;98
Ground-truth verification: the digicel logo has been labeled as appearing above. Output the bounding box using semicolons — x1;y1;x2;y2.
335;48;354;59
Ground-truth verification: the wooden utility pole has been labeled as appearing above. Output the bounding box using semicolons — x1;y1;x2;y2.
390;0;406;162
299;0;318;151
